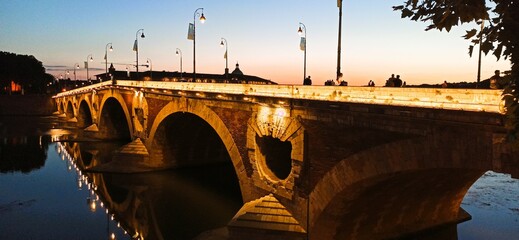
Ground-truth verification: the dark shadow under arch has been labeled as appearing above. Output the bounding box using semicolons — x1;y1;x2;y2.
77;100;93;128
311;168;484;240
66;101;74;119
98;97;131;141
151;112;231;168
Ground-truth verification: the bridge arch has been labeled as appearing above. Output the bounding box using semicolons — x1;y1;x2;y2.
60;98;68;114
309;137;485;239
149;112;231;167
77;100;93;128
148;99;248;197
65;100;75;119
56;100;62;113
98;92;132;140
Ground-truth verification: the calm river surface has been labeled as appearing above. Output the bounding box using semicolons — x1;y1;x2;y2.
0;116;518;240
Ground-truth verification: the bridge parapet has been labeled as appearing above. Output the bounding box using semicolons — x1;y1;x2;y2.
54;80;505;113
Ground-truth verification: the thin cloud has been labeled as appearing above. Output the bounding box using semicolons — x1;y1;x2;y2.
44;65;68;68
46;67;104;71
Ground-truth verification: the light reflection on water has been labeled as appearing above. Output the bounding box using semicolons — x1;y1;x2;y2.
458;171;519;239
0;117;518;239
0;139;243;240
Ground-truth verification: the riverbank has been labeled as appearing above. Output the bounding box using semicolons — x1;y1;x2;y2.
0;94;55;116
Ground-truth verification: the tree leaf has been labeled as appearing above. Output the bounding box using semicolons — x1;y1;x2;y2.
481;41;494;55
393;5;404;11
401;8;414;18
425;24;435;31
493;43;503;61
464;29;478;39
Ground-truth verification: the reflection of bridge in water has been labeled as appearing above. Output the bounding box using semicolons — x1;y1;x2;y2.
58;141;243;239
54;81;518;239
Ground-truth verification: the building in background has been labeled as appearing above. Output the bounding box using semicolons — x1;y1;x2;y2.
95;62;276;85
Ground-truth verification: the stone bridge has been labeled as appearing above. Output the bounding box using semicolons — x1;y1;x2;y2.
54;80;517;240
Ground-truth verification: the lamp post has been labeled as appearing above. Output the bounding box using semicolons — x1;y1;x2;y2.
336;0;343;83
86;54;93;81
146;58;152;80
476;20;485;88
298;22;307;84
220;37;229;79
65;70;70;80
105;43;113;82
134;29;145;80
192;7;206;82
73;63;79;81
175;48;183;80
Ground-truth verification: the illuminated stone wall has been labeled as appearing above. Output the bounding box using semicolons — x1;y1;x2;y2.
55;80;505;113
53;81;514;239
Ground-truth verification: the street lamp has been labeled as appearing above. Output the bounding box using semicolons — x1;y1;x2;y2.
65;70;70;80
476;20;485;88
175;48;183;80
105;43;113;81
146;58;152;80
86;54;93;81
191;8;206;82
220;37;229;78
297;22;307;84
134;29;145;80
73;63;79;81
336;0;343;83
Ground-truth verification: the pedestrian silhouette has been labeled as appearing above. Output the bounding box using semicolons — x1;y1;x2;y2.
385;74;395;87
303;76;312;85
489;70;502;89
324;79;335;86
394;75;403;87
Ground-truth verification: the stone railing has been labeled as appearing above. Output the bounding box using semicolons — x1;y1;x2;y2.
54;80;505;113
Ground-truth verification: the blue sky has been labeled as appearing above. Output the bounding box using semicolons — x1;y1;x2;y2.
0;0;511;85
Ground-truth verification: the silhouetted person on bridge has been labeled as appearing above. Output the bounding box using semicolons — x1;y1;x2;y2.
489;70;504;89
394;75;403;87
324;80;335;86
109;63;116;85
303;76;312;85
385;74;395;87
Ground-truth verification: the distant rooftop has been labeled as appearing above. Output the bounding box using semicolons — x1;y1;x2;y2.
95;62;276;85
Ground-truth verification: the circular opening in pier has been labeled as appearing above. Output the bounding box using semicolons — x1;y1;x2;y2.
256;135;292;180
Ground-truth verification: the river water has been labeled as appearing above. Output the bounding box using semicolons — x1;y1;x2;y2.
0;115;517;240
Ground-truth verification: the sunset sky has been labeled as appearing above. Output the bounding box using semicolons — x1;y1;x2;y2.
1;0;511;86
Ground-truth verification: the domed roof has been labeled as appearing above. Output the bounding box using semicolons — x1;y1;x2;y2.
231;62;243;75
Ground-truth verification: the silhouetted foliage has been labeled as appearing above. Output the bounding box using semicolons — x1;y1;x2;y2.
0;51;54;94
394;0;519;146
0;136;49;173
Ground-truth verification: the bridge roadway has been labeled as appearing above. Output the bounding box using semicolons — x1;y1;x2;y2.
54;80;516;240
